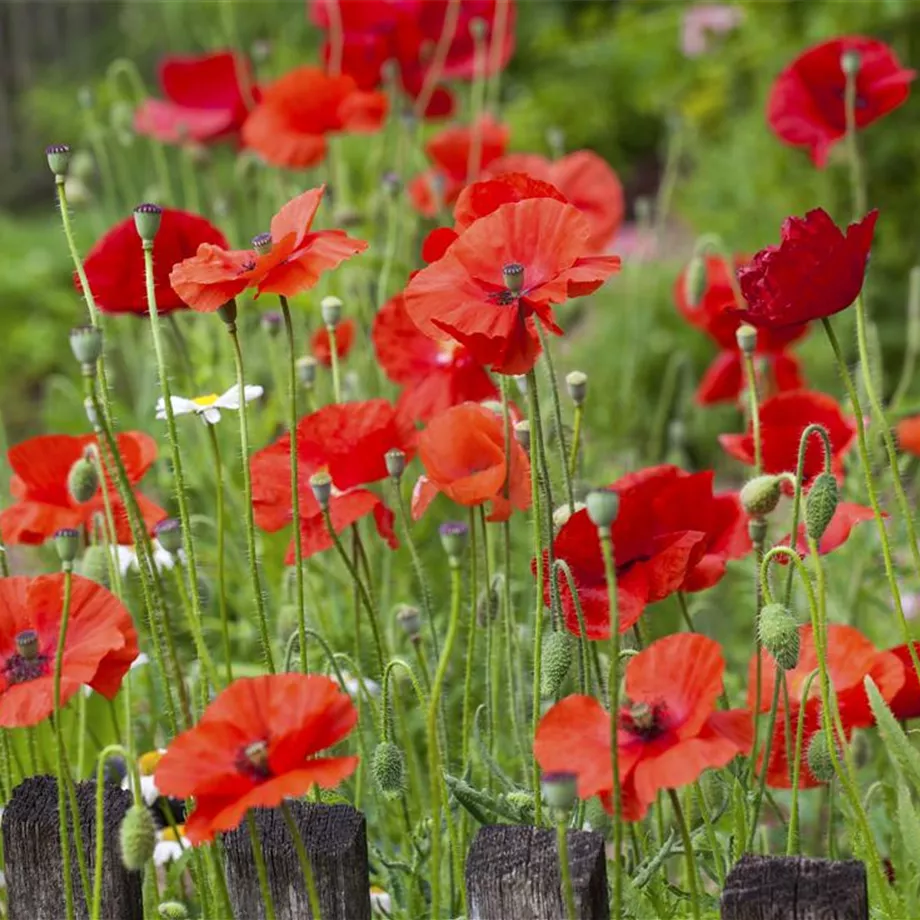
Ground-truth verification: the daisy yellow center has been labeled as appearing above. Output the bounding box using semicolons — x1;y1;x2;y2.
160;824;186;842
192;394;220;407
138;750;164;776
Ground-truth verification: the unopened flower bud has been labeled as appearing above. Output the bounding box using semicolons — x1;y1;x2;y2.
54;528;80;564
758;603;800;670
396;604;421;638
120;802;157;870
439;521;469;562
372;742;407;799
133;203;163;243
502;262;524;294
736;323;757;356
513;420;530;452
46;143;72;177
297;356;318;387
586;488;619;530
310;471;332;509
68;457;99;504
540;771;577;811
80;545;111;587
261;311;282;338
251;232;272;255
321;295;343;328
683;255;707;308
840;49;861;77
805;473;838;543
540;631;573;697
565;371;587;406
69;325;103;368
154;518;183;556
740;475;782;517
806;731;839;783
385;448;406;480
158;902;190;920
217;299;238;327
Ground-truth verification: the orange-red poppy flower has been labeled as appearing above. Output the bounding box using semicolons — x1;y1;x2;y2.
79;209;228;316
241;66;387;169
311;318;357;367
896;416;920;456
0;574;139;727
749;624;903;787
535;633;752;820
778;502;877;559
371;294;497;424
404;197;620;375
155;674;357;844
170;186;366;312
411;402;529;522
0;432;165;546
487;150;623;252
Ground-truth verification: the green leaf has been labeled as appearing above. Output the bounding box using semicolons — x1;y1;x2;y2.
865;677;920;792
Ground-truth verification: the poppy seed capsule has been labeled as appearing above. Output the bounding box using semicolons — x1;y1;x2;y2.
119;802;157;870
54;527;81;564
371;742;407;799
395;604;421;638
68;457;99;504
540;631;573;697
805;472;839;542
565;370;587;406
261;311;283;338
133;203;163;243
586;488;619;529
385;448;406;480
740;475;782;517
758;603;800;670
502;262;525;294
217;299;238;327
69;325;103;367
80;545;111;587
736;323;757;356
439;521;469;561
840;49;862;77
297;355;318;387
158;902;190;920
310;471;333;509
251;232;272;255
683;254;707;308
321;295;343;328
540;771;577;811
46;143;72;177
154;518;183;556
806;731;839;783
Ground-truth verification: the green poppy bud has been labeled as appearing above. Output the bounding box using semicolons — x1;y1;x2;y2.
68;457;99;504
806;731;838;783
540;631;573;697
758;603;800;670
119;803;157;870
80;545;111;587
683;255;707;308
158;902;190;920
805;473;838;542
740;475;782;517
372;742;407;799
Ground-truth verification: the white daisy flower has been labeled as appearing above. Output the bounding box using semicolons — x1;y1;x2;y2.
370;886;391;917
156;384;263;425
337;672;381;700
123;749;166;806
154;825;190;866
114;539;179;576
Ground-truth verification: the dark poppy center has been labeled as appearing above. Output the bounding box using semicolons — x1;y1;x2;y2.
620;700;668;741
5;630;49;685
235;739;272;782
491;290;518;306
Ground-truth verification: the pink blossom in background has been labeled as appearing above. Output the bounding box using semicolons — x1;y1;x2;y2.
681;4;744;58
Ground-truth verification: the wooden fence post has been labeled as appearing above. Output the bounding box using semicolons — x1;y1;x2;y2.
465;824;608;920
224;802;370;920
1;773;142;920
721;854;869;920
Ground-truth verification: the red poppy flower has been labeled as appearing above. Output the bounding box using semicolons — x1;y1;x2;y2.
737;208;878;329
404;198;620;375
241;66;387;169
720;389;856;485
251;399;414;559
170;186;366;312
134;51;258;145
312;318;357;367
674;254;807;404
778;502;878;559
411;402;529;522
542;466;750;639
408;117;510;217
887;643;920;722
749;624;903;787
0;574;138;728
371;294;497;424
487;151;624;252
768;36;914;167
155;674;357;844
535;633;752;820
0;432;165;546
78;209;228;316
896;416;920;456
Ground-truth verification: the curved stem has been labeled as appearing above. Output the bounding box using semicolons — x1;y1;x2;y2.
206;425;233;683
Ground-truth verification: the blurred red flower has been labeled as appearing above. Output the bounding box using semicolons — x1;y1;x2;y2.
487;150;624;252
535;634;752;820
408;117;510;216
720;390;856;485
887;643;920;722
404;198;620;375
778;502;877;559
251;399;414;559
170;187;366;312
768;36;914;167
542;466;750;639
896;415;920;456
134;51;259;145
674;254;807;404
79;209;228;316
242;66;387;169
411;402;530;522
0;432;164;546
155;674;357;844
0;574;138;728
371;293;497;424
749;624;903;787
737;208;877;329
312;318;357;367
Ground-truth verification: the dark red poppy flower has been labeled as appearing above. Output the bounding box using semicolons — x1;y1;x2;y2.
778;502;878;559
79;209;228;316
486;151;623;252
371;294;497;424
411;402;529;522
170;186;366;312
251;399;414;559
675;254;807;405
535;633;752;820
720;389;856;485
134;51;259;145
155;674;357;844
0;574;139;728
768;36;914;167
241;66;387;169
737;208;877;329
312;318;357;367
404;198;620;375
542;466;750;639
887;643;920;721
0;432;165;546
408;117;510;217
749;624;903;787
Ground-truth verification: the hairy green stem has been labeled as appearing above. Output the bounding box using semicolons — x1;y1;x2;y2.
206;424;233;683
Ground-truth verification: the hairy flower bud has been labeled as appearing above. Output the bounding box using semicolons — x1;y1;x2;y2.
565;371;587;406
806;731;838;783
683;254;707;308
805;473;839;542
395;604;421;639
540;631;573;697
758;603;800;670
68;457;99;504
158;902;190;920
372;742;407;799
586;488;619;529
133;203;163;243
119;802;157;870
80;545;111;587
321;295;343;328
740;475;782;517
